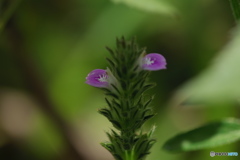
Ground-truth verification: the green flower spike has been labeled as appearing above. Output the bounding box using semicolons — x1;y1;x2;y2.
86;37;167;160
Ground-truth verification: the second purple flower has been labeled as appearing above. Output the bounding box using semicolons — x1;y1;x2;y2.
141;53;167;71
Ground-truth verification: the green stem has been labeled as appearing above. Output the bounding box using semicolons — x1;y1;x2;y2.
0;0;22;34
124;150;135;160
229;0;240;22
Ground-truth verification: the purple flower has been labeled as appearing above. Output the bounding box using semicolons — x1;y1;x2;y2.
86;69;109;88
141;53;167;71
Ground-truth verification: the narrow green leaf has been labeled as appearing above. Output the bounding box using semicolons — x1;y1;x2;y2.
112;106;121;119
141;84;156;93
105;98;113;109
131;79;143;91
101;142;113;152
106;132;114;142
111;129;119;137
146;139;156;150
132;108;139;119
148;125;156;138
106;58;116;70
100;88;111;93
112;99;121;108
106;46;116;57
110;120;122;130
111;84;121;94
163;118;240;152
106;92;119;99
141;109;151;117
98;108;113;119
136;95;143;105
143;97;154;109
143;114;154;122
138;152;150;159
131;89;140;99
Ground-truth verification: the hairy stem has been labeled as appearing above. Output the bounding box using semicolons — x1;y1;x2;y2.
99;38;157;160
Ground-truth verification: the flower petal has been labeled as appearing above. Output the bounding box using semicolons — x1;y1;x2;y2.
142;53;167;71
85;69;109;87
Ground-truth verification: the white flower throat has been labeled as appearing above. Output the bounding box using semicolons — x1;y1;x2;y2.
98;74;108;82
145;57;155;65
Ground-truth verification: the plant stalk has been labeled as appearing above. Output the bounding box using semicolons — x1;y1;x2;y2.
125;150;135;160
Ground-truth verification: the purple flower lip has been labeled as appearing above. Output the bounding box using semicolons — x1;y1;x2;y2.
85;69;109;88
142;53;167;71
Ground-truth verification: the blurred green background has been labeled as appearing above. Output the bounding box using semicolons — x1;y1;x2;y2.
0;0;239;160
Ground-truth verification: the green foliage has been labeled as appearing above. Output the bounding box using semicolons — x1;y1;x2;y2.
111;0;177;16
229;0;240;22
174;24;240;105
0;0;22;33
98;37;156;160
161;0;240;156
163;118;240;152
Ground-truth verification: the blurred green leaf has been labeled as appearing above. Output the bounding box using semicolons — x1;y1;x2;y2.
0;0;22;33
163;118;240;152
111;0;177;16
27;113;64;160
174;24;240;105
229;0;240;22
49;5;148;118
